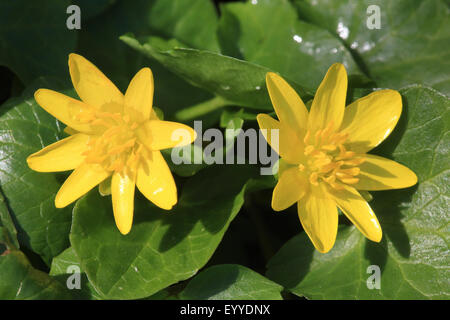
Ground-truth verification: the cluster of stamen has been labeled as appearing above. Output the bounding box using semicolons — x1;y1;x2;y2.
76;110;144;173
300;122;365;189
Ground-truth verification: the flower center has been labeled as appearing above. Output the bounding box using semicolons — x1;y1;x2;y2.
299;122;365;190
77;110;145;173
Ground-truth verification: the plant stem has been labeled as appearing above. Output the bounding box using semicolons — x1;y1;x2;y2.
174;96;229;121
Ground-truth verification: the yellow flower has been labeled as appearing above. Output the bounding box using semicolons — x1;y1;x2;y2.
27;54;196;235
257;63;417;253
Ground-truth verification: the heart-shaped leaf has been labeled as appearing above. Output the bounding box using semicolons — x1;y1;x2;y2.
267;85;450;299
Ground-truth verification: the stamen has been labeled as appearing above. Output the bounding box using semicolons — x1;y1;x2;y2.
309;172;319;186
314;157;331;167
320;121;334;143
103;126;121;138
340;167;360;176
91;119;111;127
303;130;311;144
300;121;364;189
80;110;143;174
314;130;321;145
343;158;365;166
321;144;336;151
336;172;354;179
304;145;315;155
339;177;359;185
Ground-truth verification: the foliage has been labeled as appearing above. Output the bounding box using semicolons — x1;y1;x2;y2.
0;0;448;300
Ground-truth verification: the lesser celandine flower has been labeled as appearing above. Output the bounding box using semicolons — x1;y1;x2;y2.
27;54;196;235
257;63;417;253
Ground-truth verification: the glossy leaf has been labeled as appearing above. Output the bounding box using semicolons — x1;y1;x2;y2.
0;82;73;264
121;34;313;110
0;0;77;84
267;86;450;299
70;165;263;299
144;0;219;51
293;0;450;95
49;247;102;299
0;190;19;249
218;0;363;90
0;250;71;299
180;264;283;300
76;0;215;117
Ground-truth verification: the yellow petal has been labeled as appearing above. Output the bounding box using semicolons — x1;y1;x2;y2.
55;163;110;208
27;133;89;172
308;63;347;132
256;113;304;164
99;177;112;196
136;120;196;151
111;171;136;235
340;90;402;153
124;67;154;121
266;72;308;136
34;89;94;133
272;167;307;211
278;158;294;177
68;53;124;111
297;185;338;253
328;185;382;242
136;151;177;210
354;154;417;190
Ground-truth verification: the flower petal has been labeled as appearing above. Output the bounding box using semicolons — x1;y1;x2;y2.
136;120;196;151
34;89;94;133
308;63;347;132
256;113;304;164
111;171;136;235
124;67;154;121
355;154;417;190
68;53;123;111
328;185;382;242
27;133;90;172
266;72;308;136
55;163;110;208
136;151;177;210
340;90;402;153
272;167;307;211
297;185;338;253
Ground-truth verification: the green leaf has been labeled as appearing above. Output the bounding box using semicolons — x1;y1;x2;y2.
144;0;219;51
0;81;73;264
121;34;313;110
76;0;214;118
293;0;450;95
70;165;263;299
49;247;102;299
73;0;117;21
0;0;77;84
180;264;283;300
0;250;71;299
0;189;19;249
217;0;364;90
267;85;450;299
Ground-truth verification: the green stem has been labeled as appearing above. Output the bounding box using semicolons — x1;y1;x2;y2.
174;96;229;121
